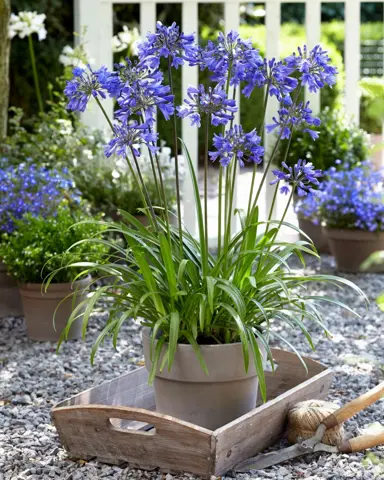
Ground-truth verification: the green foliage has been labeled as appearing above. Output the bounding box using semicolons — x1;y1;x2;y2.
0;203;108;284
52;147;366;401
359;77;384;134
276;108;371;171
0;105;105;170
72;150;177;218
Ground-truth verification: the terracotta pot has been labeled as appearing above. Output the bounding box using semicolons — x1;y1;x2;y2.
297;217;330;254
0;262;23;318
323;228;384;273
142;328;265;430
19;278;90;341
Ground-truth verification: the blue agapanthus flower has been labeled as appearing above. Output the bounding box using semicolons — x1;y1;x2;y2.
266;101;321;140
271;159;322;196
285;45;338;93
64;65;107;112
116;72;174;126
209;125;264;167
0;161;80;234
138;21;198;69
201;31;264;88
177;84;238;127
105;121;159;158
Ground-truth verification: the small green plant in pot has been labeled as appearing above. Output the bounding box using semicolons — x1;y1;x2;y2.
0;203;107;341
55;25;366;430
277;108;370;251
320;162;384;272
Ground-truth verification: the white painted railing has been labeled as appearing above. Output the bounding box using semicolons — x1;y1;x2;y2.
74;0;384;237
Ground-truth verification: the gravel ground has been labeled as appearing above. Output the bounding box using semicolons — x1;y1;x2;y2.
1;255;383;480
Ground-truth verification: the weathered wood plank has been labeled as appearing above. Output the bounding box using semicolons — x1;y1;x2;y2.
213;369;333;476
53;405;214;476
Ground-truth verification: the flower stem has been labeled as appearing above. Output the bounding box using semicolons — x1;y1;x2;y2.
168;58;183;255
223;158;237;270
204;117;210;254
28;35;44;113
130;147;158;231
247;83;270;218
95;97;114;131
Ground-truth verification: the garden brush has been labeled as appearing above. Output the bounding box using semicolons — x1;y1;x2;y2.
235;381;384;472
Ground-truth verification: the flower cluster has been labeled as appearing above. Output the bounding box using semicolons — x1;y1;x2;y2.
64;65;107;112
138;21;198;69
0;161;80;234
112;25;140;55
177;84;237;127
59;45;91;69
209;125;264;167
105;122;158;158
285;45;337;93
295;190;324;223
266;101;321;140
271;159;322;196
319;163;384;231
9;11;47;41
200;31;264;89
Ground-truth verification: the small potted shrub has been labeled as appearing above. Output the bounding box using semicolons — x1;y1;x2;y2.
321;163;384;272
0;203;107;341
0;161;79;317
277;108;370;247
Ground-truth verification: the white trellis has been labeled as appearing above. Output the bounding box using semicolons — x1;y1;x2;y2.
74;0;384;238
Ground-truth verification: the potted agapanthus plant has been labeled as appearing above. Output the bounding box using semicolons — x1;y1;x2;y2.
321;162;384;272
55;23;364;430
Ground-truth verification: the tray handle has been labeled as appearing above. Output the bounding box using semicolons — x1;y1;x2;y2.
53;405;213;436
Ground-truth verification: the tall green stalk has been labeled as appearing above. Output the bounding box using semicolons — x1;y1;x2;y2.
223;158;237;270
204;117;210;254
28;35;43;113
94;97;154;229
167;58;183;255
247;83;270;218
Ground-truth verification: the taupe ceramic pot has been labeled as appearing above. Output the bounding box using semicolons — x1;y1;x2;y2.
142;328;265;430
19;277;90;341
0;262;23;317
297;217;330;254
323;227;384;272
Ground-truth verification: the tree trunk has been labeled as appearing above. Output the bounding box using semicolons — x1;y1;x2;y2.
0;0;10;140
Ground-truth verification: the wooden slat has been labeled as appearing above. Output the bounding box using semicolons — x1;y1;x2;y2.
345;0;361;123
53;405;214;476
181;1;199;235
213;350;333;476
140;0;156;40
305;0;321;114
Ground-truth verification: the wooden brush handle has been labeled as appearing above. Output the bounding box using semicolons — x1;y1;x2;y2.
322;382;384;429
339;432;384;453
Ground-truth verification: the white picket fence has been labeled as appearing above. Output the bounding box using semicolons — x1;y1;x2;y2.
74;0;383;237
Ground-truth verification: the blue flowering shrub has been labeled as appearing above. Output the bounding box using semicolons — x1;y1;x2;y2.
319;163;384;232
0;161;80;235
54;22;365;397
0;203;108;284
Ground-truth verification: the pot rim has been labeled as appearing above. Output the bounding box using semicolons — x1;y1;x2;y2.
142;326;264;350
323;226;384;240
19;276;92;292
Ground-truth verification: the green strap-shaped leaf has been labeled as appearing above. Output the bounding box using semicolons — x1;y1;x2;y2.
168;311;180;370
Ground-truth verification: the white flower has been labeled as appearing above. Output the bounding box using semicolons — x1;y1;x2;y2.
9;11;47;41
112;25;140;55
59;44;91;69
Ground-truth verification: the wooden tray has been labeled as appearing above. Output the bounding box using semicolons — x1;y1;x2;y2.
52;349;333;478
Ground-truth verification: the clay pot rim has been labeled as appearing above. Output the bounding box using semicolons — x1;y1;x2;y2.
323;227;384;241
19;276;91;292
142;326;261;351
